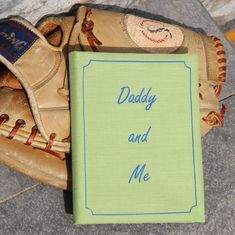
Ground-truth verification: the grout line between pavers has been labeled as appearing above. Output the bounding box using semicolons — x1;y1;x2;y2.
0;183;40;204
219;92;235;102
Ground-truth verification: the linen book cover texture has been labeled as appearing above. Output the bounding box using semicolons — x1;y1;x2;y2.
69;51;205;224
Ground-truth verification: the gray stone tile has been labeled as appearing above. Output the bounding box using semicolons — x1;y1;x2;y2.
0;185;76;235
0;164;38;203
199;96;235;233
0;1;234;234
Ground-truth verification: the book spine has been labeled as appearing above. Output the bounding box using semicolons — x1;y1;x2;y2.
69;52;82;224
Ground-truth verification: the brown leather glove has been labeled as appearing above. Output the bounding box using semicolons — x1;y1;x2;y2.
0;15;74;189
0;16;73;153
0;6;227;190
71;6;227;135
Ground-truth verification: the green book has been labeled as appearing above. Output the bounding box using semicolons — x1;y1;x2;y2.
69;51;205;224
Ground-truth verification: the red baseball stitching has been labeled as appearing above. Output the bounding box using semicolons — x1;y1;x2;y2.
139;19;171;44
45;132;56;151
202;104;227;127
211;36;226;98
0;114;61;157
7;119;26;140
0;114;9;125
25;125;38;145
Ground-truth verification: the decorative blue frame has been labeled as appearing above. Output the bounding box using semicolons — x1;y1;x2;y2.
82;59;197;216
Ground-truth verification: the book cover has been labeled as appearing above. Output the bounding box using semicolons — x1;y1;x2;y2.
69;52;205;224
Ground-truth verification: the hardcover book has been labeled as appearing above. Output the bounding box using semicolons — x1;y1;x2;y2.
69;52;205;224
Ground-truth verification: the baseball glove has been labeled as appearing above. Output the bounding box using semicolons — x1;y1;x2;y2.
0;6;227;189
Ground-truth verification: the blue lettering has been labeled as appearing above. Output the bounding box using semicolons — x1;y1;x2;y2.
146;95;156;111
128;163;150;183
128;127;151;143
143;173;150;181
129;94;135;103
117;86;157;110
141;126;151;142
117;86;130;104
128;133;135;142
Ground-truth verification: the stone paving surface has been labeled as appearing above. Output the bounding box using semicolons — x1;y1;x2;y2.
0;0;234;234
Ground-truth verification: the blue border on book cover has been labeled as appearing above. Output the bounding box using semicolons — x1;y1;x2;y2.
81;59;197;216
